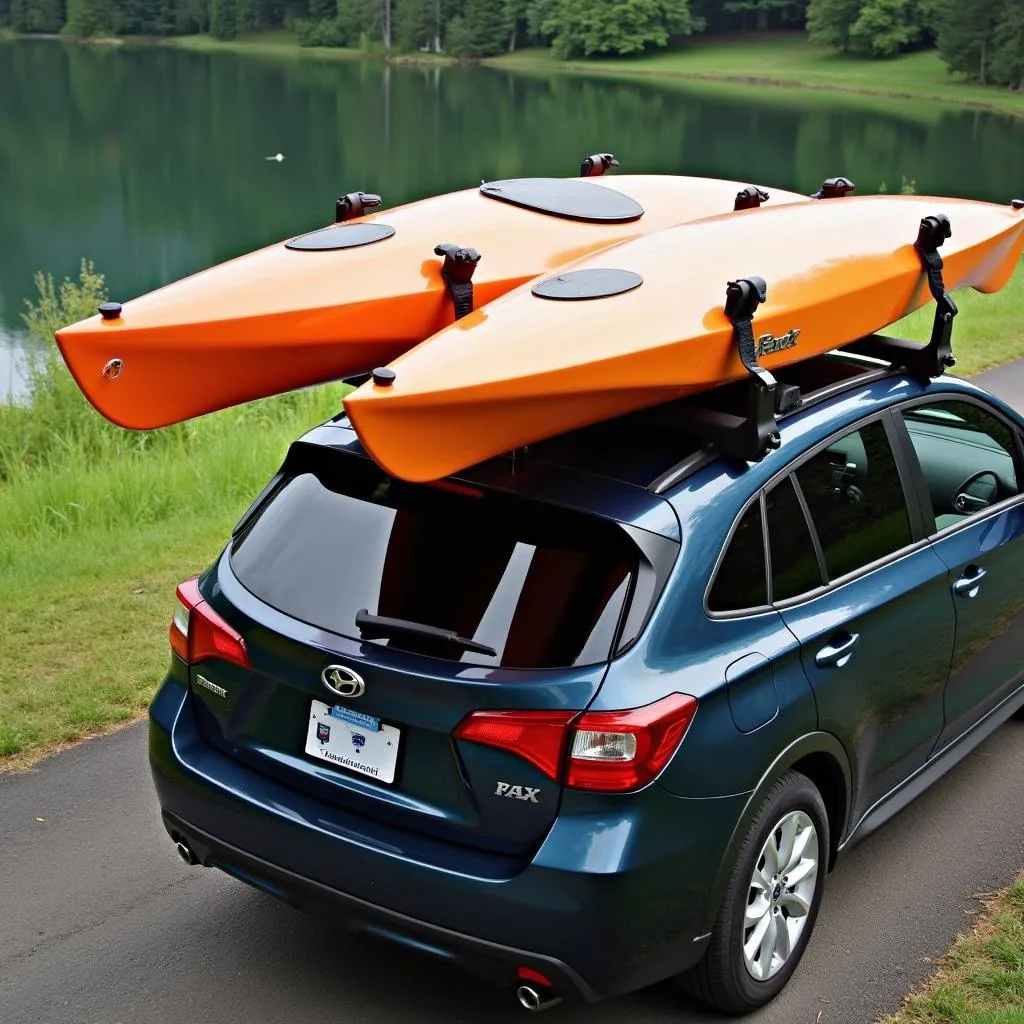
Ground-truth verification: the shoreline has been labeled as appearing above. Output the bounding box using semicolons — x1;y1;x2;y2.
4;30;1023;118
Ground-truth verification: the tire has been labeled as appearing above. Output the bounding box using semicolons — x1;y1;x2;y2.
677;771;830;1015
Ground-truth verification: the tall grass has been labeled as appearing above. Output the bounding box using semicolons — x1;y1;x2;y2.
0;262;341;566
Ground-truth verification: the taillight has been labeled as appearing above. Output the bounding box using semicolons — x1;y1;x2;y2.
454;694;697;794
454;710;576;780
170;577;250;670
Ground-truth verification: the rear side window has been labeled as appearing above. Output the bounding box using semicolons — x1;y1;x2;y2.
765;477;822;601
708;501;767;613
230;455;637;669
794;420;912;581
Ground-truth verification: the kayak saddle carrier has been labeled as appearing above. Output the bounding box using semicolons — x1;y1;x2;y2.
846;214;958;381
683;277;792;465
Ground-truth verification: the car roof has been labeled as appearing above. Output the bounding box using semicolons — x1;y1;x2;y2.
300;356;1011;541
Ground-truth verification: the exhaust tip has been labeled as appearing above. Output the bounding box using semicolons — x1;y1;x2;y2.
175;840;199;866
516;985;561;1012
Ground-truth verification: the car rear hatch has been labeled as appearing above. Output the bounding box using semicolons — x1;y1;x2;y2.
179;425;679;857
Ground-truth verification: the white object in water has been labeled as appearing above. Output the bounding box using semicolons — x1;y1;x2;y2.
265;153;285;162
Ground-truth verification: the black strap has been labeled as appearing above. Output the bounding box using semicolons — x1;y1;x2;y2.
434;243;481;320
915;214;957;373
726;277;775;387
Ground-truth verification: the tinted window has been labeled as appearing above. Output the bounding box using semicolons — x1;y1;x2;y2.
766;477;822;601
708;501;767;612
230;455;637;669
901;400;1020;531
795;420;912;581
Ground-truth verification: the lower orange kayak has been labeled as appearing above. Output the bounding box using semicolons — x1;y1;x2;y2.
344;195;1024;483
54;174;809;429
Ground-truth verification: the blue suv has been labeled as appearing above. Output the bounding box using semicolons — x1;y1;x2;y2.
150;351;1024;1015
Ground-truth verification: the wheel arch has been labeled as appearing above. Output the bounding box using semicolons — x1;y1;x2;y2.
699;732;852;936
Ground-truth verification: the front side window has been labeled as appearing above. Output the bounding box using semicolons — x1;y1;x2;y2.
901;399;1021;531
794;420;912;581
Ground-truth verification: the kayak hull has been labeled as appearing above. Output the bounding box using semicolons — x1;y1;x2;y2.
344;196;1024;483
54;175;808;429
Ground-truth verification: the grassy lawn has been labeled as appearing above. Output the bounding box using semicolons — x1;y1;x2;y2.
489;37;1024;118
881;871;1024;1024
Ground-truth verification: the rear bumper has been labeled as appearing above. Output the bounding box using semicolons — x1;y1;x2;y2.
150;678;746;1002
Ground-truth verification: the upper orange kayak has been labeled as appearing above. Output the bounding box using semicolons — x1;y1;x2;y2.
344;195;1024;483
54;174;810;429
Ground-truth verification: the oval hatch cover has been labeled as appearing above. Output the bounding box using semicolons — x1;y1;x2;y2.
285;223;396;251
532;268;643;301
480;178;643;223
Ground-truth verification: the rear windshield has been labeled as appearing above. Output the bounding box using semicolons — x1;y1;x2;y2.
229;454;637;669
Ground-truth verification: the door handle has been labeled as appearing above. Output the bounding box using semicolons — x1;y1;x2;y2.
815;632;860;669
953;566;988;599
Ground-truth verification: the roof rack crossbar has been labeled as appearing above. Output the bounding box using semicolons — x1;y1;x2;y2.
846;214;957;380
684;277;784;464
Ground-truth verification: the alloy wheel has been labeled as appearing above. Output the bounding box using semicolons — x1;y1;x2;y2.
741;810;820;981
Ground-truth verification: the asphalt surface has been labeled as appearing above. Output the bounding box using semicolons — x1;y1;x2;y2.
3;362;1024;1024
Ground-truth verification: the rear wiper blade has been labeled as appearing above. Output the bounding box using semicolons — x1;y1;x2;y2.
355;609;497;657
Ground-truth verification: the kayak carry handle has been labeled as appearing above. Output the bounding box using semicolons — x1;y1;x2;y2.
734;187;769;211
1012;199;1024;210
812;177;856;200
846;213;957;380
684;277;784;464
434;243;482;320
580;153;619;178
335;192;382;223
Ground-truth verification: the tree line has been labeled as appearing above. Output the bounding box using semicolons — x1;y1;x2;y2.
1;0;1020;87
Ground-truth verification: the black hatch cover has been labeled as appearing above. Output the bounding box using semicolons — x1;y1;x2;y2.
285;223;396;251
533;269;643;301
480;178;643;223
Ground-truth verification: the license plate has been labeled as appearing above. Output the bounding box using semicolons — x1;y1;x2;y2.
305;700;400;784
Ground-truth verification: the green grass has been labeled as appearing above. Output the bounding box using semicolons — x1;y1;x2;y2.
159;29;363;60
488;37;1024;119
881;873;1024;1024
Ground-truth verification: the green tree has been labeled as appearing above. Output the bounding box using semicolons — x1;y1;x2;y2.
936;0;1002;83
10;0;66;31
849;0;932;57
208;0;238;36
806;0;861;51
540;0;703;59
64;0;113;35
991;0;1024;87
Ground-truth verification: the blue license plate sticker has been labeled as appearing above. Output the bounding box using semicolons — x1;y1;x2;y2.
330;705;380;732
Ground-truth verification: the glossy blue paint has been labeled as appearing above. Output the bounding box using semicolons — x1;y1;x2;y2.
149;366;1024;1005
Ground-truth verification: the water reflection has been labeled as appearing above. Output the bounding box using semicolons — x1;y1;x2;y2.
2;38;1022;400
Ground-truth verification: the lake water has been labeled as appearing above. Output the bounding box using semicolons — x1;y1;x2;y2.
2;37;1023;400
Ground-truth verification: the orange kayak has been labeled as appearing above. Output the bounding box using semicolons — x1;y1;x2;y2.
54;175;810;429
344;195;1024;483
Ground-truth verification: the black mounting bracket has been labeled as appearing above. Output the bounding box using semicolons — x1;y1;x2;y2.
434;243;482;320
335;192;382;223
812;177;856;200
687;277;784;464
734;186;770;211
847;214;957;380
580;152;619;177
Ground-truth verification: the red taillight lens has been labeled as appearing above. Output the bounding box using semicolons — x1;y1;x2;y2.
454;710;576;780
169;577;250;670
565;694;698;792
454;694;697;793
